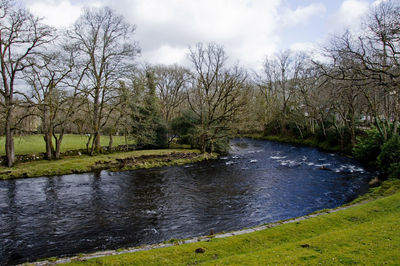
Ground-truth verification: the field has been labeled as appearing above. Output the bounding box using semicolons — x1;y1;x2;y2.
0;149;217;179
0;134;133;156
63;180;400;265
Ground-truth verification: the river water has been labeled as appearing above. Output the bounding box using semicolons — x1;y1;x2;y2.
0;138;373;264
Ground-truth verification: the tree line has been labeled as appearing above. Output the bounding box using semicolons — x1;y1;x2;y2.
250;0;400;178
0;1;249;167
0;0;399;177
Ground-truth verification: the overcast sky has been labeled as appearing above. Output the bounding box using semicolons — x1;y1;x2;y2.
21;0;381;70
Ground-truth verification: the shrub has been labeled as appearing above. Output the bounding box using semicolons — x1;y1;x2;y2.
211;136;230;155
377;135;400;175
263;120;281;136
325;127;351;147
388;163;400;179
353;127;383;165
170;111;199;146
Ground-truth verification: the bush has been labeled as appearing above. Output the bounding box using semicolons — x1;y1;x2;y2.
377;135;400;175
212;136;230;154
353;127;383;165
325;126;351;147
388;163;400;179
263;120;281;136
170;111;199;146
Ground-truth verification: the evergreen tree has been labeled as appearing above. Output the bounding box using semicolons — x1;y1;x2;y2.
131;70;167;148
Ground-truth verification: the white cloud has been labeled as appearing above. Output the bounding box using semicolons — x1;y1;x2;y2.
109;0;284;69
142;44;188;66
23;0;343;69
330;0;370;33
372;0;388;6
281;3;326;27
27;0;82;28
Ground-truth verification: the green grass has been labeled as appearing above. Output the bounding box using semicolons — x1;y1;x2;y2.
0;149;217;179
0;134;134;156
62;180;400;265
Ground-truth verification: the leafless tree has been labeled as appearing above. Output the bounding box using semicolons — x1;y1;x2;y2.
153;64;190;123
261;50;307;135
24;43;86;159
68;6;139;154
188;43;249;153
314;0;400;142
0;3;54;166
103;80;134;152
151;64;190;146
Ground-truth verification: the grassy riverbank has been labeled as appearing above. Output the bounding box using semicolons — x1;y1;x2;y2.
60;179;400;265
0;149;217;180
0;134;134;156
242;134;344;154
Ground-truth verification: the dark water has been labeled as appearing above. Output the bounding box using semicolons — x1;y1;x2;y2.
0;139;372;265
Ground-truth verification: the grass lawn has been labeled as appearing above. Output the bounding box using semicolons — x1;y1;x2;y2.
62;179;400;265
0;134;134;156
0;149;216;179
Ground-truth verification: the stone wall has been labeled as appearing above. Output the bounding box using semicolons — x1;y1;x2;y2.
1;144;138;164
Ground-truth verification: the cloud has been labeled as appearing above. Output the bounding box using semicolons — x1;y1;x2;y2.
372;0;388;6
27;0;82;28
280;3;326;27
23;0;337;69
25;0;107;27
290;42;315;53
143;44;188;66
329;0;370;33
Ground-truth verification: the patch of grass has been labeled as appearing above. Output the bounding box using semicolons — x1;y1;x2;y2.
351;178;400;204
0;149;217;180
63;186;400;265
0;134;135;156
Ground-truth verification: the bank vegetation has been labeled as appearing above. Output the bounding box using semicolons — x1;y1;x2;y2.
0;0;398;180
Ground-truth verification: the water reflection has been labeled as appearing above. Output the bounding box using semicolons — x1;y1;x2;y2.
0;138;372;265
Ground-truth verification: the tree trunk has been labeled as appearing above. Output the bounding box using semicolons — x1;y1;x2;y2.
108;132;113;152
124;129;128;151
86;134;93;154
200;134;207;153
296;123;304;139
95;131;101;152
280;117;287;135
90;133;96;155
5;112;15;167
44;133;53;160
54;133;64;159
90;132;101;155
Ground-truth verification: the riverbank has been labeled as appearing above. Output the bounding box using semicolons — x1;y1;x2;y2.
0;149;217;180
242;133;346;154
33;178;400;265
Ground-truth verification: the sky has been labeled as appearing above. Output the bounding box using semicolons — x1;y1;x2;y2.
21;0;381;70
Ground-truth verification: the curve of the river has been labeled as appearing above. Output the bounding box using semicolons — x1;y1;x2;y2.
0;139;373;265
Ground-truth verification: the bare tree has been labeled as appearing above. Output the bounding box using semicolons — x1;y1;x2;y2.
152;64;190;146
24;43;86;159
188;43;248;153
0;3;54;166
261;50;307;135
68;6;139;154
153;64;190;123
314;0;400;142
103;80;134;152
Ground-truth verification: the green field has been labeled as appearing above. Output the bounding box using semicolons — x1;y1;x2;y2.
0;134;133;156
0;149;216;179
63;179;400;265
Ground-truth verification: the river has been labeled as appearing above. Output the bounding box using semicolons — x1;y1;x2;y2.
0;138;373;264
